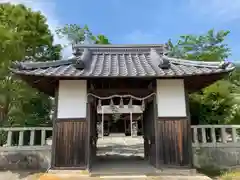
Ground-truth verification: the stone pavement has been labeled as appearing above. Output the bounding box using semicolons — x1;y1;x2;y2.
92;135;212;179
97;135;144;157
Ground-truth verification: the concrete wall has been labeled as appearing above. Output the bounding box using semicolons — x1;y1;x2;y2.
193;147;240;170
0;146;239;170
0;148;51;170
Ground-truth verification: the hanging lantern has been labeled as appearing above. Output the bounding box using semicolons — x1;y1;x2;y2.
141;100;145;111
119;97;124;108
97;99;102;111
128;98;133;109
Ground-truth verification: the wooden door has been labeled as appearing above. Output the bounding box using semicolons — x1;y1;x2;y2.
52;120;87;169
156;118;192;166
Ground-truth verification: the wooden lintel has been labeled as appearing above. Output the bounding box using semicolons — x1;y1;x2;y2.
88;88;154;97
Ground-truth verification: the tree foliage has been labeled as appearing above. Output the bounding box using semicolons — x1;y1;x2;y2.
168;29;239;125
0;3;53;59
0;3;61;127
168;29;231;61
56;24;110;45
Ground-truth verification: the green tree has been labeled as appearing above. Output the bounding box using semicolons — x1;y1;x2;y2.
56;24;110;44
168;29;230;61
168;29;236;124
0;3;61;127
93;34;110;44
0;3;53;58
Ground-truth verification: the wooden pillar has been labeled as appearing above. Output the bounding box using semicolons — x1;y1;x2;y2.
142;98;157;166
87;96;98;170
101;107;104;139
130;112;133;137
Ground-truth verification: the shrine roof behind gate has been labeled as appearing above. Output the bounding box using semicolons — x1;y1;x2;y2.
11;44;234;78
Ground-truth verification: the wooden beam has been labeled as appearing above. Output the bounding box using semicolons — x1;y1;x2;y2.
88;79;156;90
88;88;154;97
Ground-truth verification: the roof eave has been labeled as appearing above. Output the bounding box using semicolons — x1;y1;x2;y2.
11;68;234;79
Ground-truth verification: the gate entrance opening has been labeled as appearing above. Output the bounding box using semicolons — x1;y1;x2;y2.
89;95;157;174
97;105;143;137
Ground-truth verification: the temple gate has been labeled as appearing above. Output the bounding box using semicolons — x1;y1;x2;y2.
11;44;234;171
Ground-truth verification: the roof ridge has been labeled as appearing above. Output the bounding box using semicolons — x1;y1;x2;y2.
72;44;168;48
163;56;234;69
73;44;169;55
13;58;77;70
12;53;235;72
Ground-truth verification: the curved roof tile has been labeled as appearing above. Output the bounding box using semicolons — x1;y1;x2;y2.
11;44;235;78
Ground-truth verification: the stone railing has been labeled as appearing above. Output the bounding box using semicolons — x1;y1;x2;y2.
191;125;240;169
191;125;240;147
0;125;240;149
0;125;240;170
0;127;53;151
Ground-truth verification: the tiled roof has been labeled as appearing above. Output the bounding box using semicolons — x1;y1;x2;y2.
11;44;235;78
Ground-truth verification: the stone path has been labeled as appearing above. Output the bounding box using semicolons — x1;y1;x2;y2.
92;136;212;179
97;135;144;157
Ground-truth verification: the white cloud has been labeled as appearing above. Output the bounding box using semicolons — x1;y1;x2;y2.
188;0;240;22
1;0;72;58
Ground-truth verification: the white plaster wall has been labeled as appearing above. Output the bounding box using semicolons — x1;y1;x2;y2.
57;80;87;118
156;79;186;117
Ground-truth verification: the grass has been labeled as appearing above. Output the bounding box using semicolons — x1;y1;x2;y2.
220;171;240;180
198;168;240;180
197;167;222;177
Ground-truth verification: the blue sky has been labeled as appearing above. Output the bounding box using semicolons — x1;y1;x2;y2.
11;0;240;61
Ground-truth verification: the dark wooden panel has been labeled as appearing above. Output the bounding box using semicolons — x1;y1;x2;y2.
156;118;191;166
53;120;87;169
143;99;157;167
87;102;97;170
